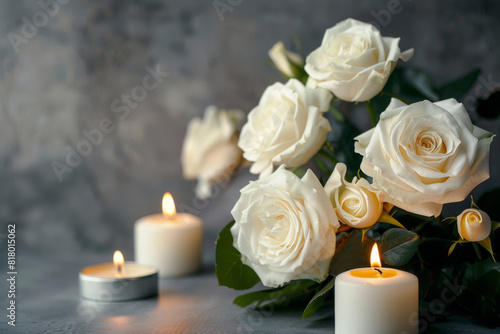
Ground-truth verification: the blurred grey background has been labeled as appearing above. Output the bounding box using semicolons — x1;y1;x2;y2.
0;0;500;257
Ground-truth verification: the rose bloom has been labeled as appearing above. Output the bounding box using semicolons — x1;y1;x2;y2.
355;98;494;217
268;41;304;78
182;105;245;199
324;163;383;228
457;208;491;242
238;79;332;178
230;166;339;287
305;18;413;102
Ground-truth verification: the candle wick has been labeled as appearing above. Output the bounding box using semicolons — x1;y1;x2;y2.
115;263;123;277
374;268;382;275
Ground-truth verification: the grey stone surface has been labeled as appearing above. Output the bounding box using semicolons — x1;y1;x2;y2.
0;0;499;333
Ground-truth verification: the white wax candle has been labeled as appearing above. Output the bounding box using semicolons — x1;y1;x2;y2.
79;260;158;301
134;213;203;277
335;267;418;334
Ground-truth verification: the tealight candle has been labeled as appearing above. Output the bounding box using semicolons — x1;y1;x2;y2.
79;250;158;301
335;243;418;334
134;193;203;277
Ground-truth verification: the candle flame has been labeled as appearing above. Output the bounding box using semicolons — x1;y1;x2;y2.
113;250;124;275
162;192;177;217
370;243;382;268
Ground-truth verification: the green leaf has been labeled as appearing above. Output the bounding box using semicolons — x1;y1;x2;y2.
385;67;439;102
302;277;335;319
463;258;499;284
437;68;481;100
233;280;317;308
215;221;260;290
371;67;440;117
371;67;478;115
378;210;406;230
457;259;500;324
479;237;496;262
492;221;500;232
379;228;419;266
329;229;374;276
400;68;440;101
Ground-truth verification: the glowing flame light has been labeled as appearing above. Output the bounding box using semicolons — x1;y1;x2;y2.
113;250;124;275
162;192;177;217
370;243;382;268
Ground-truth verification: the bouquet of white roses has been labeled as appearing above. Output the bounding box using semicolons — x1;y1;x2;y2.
183;18;499;325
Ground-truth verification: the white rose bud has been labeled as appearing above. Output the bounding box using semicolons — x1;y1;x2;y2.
230;166;339;288
457;208;491;242
324;163;383;228
182;105;245;199
238;79;332;178
355;98;494;217
305;18;414;102
268;41;304;78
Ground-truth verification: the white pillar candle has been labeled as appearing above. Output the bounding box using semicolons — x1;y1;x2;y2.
134;193;203;278
335;244;418;334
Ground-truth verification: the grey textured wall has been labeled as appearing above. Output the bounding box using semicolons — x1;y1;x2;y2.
0;0;500;256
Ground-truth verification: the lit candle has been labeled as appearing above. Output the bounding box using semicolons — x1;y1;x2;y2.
134;192;203;277
335;243;418;334
79;250;158;301
114;250;124;276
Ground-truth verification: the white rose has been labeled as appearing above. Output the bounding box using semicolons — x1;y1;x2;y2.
305;18;414;102
355;98;494;217
457;208;491;242
182;105;245;199
230;166;339;288
238;79;332;178
324;163;383;228
268;41;304;78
